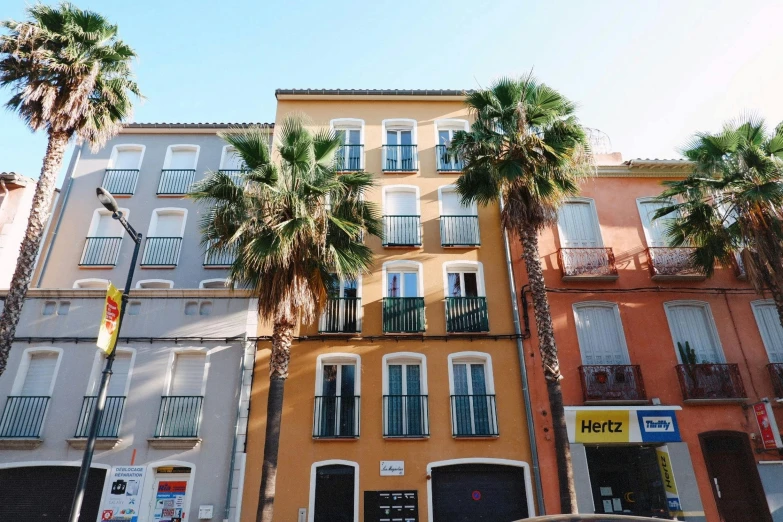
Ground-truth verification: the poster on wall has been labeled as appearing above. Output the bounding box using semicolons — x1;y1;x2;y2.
153;481;188;522
100;466;146;522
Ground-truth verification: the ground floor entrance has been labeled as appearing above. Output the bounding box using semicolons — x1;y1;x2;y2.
586;445;669;518
0;465;106;521
430;463;530;521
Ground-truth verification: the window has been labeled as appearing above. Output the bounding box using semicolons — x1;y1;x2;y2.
439;185;479;246
128;301;141;315
142;209;186;267
73;279;109;289
751;300;783;363
42;301;56;315
199;279;230;289
435;119;468;171
637;197;676;248
558;199;603;248
163;145;199;170
382;119;417;171
109;145;144;170
664;301;725;363
320;276;361;333
382;186;421;247
384;261;422;298
80;209;129;266
383;353;428;437
382;261;425;333
103;145;144;195
184;302;198;315
156;351;207;438
57;302;70;315
136;279;174;289
220;145;245;171
168;351;207;396
1;349;61;438
199;301;212;316
444;262;484;298
331;119;364;171
443;262;488;333
76;350;134;438
159;145;199;195
448;352;498;436
313;354;360;438
573;302;630;365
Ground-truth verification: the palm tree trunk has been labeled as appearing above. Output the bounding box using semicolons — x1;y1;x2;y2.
0;130;69;377
519;224;577;514
257;319;294;522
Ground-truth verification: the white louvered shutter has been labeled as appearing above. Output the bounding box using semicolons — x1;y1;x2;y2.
155;213;184;237
170;354;206;396
169;149;197;169
574;306;629;365
221;147;243;170
21;353;58;396
386;191;416;215
753;303;783;363
558;202;602;248
667;304;724;363
114;149;142;169
441;191;470;216
107;352;132;396
638;200;671;247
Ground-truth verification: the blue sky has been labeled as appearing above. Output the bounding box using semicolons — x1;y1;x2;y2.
2;0;783;185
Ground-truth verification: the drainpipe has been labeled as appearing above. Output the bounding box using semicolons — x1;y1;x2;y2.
224;344;248;522
500;199;546;515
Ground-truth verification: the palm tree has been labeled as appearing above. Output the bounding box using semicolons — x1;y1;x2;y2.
0;2;141;376
450;76;593;513
189;118;382;522
656;115;783;325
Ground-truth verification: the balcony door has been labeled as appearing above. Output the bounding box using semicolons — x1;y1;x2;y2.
558;200;603;248
447;270;479;298
335;128;361;171
167;148;197;170
386;129;413;170
637;198;674;247
113;147;143;169
386;362;423;436
387;271;418;298
323;277;359;332
318;362;357;437
452;361;492;436
574;303;630;365
752;301;783;363
385;190;417;214
665;302;725;363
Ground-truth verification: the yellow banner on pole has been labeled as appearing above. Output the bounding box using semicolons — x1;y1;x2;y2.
97;283;123;354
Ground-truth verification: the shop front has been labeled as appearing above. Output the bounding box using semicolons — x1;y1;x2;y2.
566;406;706;521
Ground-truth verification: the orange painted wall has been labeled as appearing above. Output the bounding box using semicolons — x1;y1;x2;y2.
510;174;783;520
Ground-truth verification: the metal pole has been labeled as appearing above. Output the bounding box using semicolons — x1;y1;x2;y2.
68;220;141;522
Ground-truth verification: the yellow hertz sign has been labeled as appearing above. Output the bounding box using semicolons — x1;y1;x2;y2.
573;410;630;443
656;446;684;517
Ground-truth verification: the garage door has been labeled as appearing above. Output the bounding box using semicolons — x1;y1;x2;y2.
0;465;106;521
431;464;529;521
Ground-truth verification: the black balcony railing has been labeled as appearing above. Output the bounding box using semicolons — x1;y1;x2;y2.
436;145;464;171
336;144;364;171
440;215;480;247
675;364;747;401
383;215;421;246
646;247;704;279
313;395;360;438
74;396;125;438
204;244;236;267
558;248;618;279
383;395;429;437
383;145;418;171
141;237;182;266
450;395;498;437
768;363;783;398
579;365;646;403
79;237;122;266
101;169;139;195
157;169;196;195
154;396;203;438
217;169;247;186
0;396;49;438
319;298;361;333
445;297;489;333
383;297;425;333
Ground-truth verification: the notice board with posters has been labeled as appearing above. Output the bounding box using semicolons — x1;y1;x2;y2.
364;490;419;522
100;466;146;522
153;480;187;522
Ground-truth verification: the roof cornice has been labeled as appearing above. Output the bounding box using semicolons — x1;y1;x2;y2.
276;88;470;101
120;122;273;135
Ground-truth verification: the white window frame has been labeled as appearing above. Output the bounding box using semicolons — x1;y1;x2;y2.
135;279;174;289
557;197;604;248
162;144;200;170
314;353;361;396
751;299;783;363
442;261;485;298
87;208;131;237
147;208;188;237
108;144;145;170
10;347;64;396
572;301;630;365
382;260;424;298
307;460;359;522
73;278;109;289
321;274;363;332
434;119;469;144
163;348;210;396
437;185;477;216
447;351;497;436
199;278;232;289
664;300;726;363
331;118;365;171
86;347;136;397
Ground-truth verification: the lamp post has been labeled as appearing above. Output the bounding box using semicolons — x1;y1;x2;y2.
68;188;142;522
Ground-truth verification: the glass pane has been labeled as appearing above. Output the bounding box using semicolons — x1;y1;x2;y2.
387;131;398;146
406;365;422;436
343;278;358;298
400;130;412;145
406;365;421;395
340;364;355;396
347;129;360;145
464;273;478;297
438;130;451;145
403;272;418;297
471;364;490;435
322;365;337;396
325;274;340;297
388;273;401;297
388;365;403;395
470;364;487;395
448;273;461;297
334;129;346;143
452;364;469;395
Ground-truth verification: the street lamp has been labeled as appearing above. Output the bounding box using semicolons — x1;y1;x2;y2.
68;188;143;522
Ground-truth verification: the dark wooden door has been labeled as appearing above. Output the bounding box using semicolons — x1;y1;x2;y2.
313;464;355;522
700;431;772;522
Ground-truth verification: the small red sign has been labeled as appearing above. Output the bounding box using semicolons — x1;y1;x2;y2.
102;510;114;521
753;402;779;450
105;296;119;333
471;490;481;501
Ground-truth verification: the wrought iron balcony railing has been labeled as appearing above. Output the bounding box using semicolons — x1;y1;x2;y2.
157;169;196;195
313;395;360;438
336;144;364;171
101;169;139;195
0;396;49;438
646;247;705;280
435;145;464;171
383;215;421;246
382;145;418;171
79;237;122;266
768;363;783;398
440;215;480;247
141;237;182;267
675;363;747;402
318;297;361;333
445;297;489;333
558;248;619;280
154;396;203;438
383;395;429;437
450;394;498;437
74;396;125;438
217;169;247;186
203;244;236;267
383;297;425;333
579;365;646;403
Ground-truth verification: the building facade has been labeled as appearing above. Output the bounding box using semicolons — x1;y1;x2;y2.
512;154;783;521
241;90;540;522
0;124;270;522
